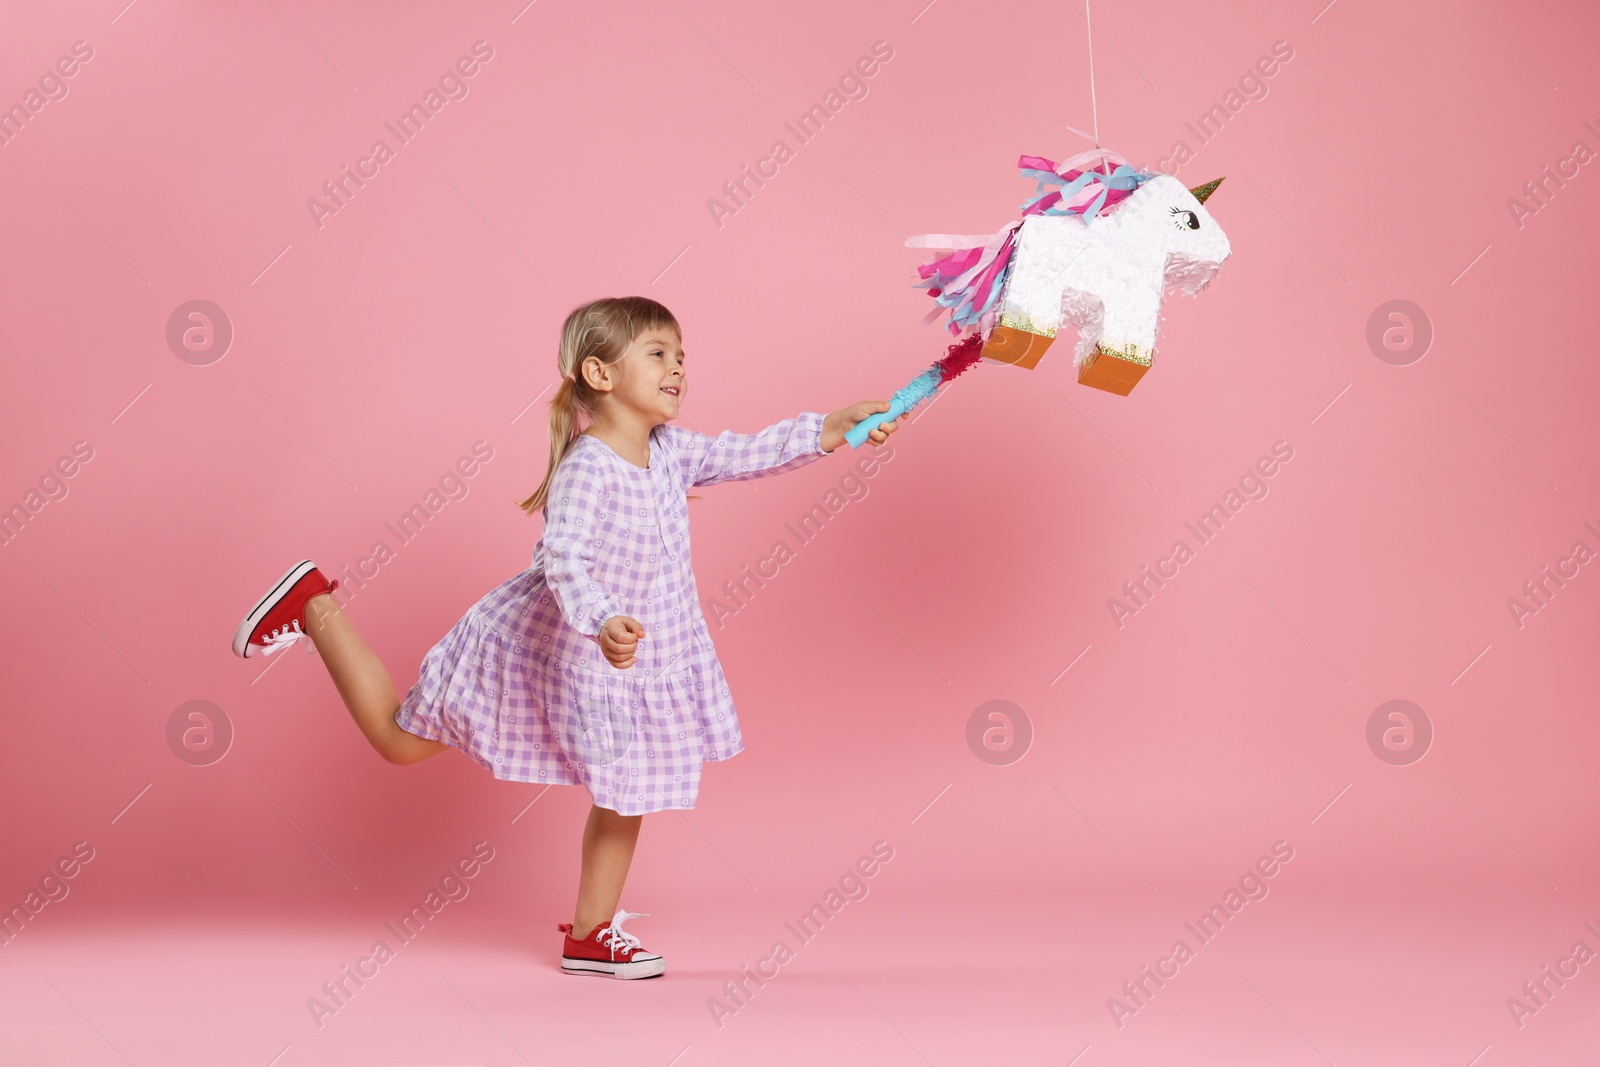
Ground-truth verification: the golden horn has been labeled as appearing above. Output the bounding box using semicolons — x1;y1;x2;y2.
1188;177;1224;204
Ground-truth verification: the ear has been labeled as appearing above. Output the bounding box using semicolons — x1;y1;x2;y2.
579;354;615;393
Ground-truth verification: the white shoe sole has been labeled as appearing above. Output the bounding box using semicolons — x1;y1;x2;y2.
232;560;316;658
561;956;666;980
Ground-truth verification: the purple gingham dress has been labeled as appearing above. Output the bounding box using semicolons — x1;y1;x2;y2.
394;411;829;815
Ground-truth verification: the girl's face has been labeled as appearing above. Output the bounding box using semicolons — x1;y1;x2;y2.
591;328;686;424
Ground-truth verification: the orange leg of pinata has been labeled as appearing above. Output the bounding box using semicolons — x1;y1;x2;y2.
980;323;1150;396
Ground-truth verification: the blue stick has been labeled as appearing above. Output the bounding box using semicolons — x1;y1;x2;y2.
845;367;940;448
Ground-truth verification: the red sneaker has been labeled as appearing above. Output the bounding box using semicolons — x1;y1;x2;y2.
232;560;340;658
558;909;666;980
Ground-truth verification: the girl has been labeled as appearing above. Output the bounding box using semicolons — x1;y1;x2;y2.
231;296;901;980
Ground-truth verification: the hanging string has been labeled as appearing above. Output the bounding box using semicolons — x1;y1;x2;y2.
1082;0;1116;180
1085;0;1100;148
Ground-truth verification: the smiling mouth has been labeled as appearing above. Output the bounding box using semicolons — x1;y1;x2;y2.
660;386;681;397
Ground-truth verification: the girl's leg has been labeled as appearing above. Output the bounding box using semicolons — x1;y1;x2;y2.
572;805;643;936
302;592;449;766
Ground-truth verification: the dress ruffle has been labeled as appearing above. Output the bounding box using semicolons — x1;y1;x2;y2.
395;568;741;816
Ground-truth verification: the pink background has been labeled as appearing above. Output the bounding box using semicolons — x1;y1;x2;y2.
3;0;1599;1063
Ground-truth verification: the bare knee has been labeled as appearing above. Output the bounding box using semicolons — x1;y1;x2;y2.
377;719;448;765
383;740;446;765
382;744;421;766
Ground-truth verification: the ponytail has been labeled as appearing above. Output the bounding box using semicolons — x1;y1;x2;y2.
515;376;579;514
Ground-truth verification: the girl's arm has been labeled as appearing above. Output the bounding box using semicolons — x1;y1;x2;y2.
658;411;830;488
538;456;625;638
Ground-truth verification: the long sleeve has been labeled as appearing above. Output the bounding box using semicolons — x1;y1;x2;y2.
537;455;624;638
658;411;829;489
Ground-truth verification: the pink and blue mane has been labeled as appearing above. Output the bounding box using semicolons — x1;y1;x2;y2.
917;154;1158;336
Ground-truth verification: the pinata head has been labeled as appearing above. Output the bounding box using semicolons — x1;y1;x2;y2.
1187;177;1224;204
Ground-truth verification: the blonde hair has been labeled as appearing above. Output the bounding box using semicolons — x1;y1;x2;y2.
516;296;681;515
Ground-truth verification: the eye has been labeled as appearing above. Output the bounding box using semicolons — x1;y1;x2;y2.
1170;207;1200;230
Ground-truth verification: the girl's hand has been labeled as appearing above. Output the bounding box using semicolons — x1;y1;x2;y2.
598;615;644;669
823;401;901;452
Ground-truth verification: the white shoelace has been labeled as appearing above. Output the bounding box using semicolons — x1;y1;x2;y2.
596;909;648;958
259;619;309;656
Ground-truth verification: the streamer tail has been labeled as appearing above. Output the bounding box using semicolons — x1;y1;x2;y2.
845;334;985;449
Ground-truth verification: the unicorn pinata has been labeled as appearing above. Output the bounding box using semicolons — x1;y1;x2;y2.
842;148;1231;445
919;148;1229;392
